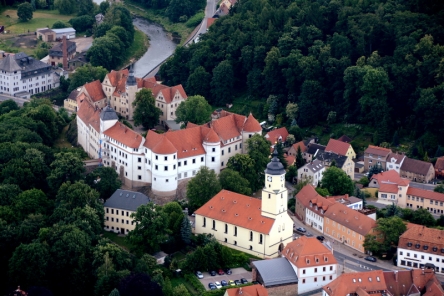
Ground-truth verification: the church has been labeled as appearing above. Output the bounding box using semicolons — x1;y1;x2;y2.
194;150;294;258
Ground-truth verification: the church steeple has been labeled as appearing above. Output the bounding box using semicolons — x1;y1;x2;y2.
126;64;136;86
261;148;287;218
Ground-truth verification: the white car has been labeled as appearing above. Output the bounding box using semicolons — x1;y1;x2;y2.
214;281;222;289
196;271;204;279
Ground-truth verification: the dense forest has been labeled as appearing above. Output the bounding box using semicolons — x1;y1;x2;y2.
159;0;444;155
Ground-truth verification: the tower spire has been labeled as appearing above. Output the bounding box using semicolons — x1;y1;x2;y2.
127;63;136;86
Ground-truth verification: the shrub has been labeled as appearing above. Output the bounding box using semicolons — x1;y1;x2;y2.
184;273;205;294
185;12;204;28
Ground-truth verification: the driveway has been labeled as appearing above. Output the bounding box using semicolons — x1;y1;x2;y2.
74;37;93;53
198;267;252;290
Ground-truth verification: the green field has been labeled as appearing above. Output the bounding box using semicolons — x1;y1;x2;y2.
0;9;73;34
124;0;196;44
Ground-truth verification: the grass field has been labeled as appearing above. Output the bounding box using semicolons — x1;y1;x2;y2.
102;231;134;251
0;9;73;34
124;0;196;44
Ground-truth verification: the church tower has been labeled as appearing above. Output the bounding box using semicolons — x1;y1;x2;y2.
261;149;288;219
126;64;138;119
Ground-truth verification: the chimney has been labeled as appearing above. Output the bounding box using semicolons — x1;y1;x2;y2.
62;35;68;70
394;270;398;282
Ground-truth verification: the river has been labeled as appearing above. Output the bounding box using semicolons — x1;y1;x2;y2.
131;18;177;78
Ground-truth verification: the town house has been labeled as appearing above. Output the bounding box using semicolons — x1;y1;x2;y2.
325;138;356;160
400;157;435;183
297;159;325;186
364;145;392;171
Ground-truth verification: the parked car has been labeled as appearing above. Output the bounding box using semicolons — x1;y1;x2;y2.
241;278;248;284
196;271;204;279
296;227;306;233
218;269;224;275
214;282;222;289
316;235;325;241
224;268;232;275
210;270;217;276
305;232;313;237
364;256;377;262
221;280;228;287
252;281;260;285
208;283;216;290
234;279;241;285
228;280;235;286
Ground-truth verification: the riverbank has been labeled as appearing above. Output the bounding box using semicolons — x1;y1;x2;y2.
124;0;196;45
119;27;149;70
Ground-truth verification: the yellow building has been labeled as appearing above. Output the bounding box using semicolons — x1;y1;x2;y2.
104;189;150;235
194;150;294;258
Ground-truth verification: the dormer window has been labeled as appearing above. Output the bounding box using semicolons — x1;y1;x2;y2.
415;244;420;249
407;242;412;247
423;245;429;250
432;247;438;252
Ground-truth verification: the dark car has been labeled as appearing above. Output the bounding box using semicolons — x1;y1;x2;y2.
218;269;224;275
234;279;241;285
221;280;228;287
210;270;217;276
224;268;232;275
364;256;377;262
241;278;248;284
208;283;217;290
296;227;306;233
316;236;325;241
305;232;313;237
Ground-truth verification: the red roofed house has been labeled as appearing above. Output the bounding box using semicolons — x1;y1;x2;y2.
265;127;289;146
325;138;356;160
194;150;293;258
435;157;444;178
295;184;321;222
287;141;307;157
364;145;392;171
400;157;435;183
224;285;268;296
375;170;444;215
283;236;338;294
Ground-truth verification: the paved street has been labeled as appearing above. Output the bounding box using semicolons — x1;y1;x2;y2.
0;93;28;105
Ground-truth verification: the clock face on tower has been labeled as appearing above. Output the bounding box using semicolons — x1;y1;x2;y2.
267;176;272;182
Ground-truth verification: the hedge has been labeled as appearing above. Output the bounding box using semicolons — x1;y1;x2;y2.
184;273;205;294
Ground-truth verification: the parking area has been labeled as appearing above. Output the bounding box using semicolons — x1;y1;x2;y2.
198;267;252;290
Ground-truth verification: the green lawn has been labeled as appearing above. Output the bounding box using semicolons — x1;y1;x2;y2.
102;231;134;251
0;9;73;33
118;28;148;68
124;0;196;44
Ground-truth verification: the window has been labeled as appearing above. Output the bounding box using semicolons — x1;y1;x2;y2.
138;175;141;180
249;231;253;241
303;270;306;274
203;217;206;227
116;210;119;215
222;150;224;155
184;161;187;165
259;234;263;244
212;157;215;162
234;226;237;236
212;148;216;152
164;156;168;161
201;157;204;162
212;220;216;230
228;147;231;153
106;208;109;213
155;165;158;170
225;224;228;233
164;166;168;171
138;157;141;162
315;268;318;273
138;166;141;170
314;278;317;282
178;162;181;167
330;266;333;271
155;155;158;160
323;267;326;271
302;279;305;284
192;159;196;164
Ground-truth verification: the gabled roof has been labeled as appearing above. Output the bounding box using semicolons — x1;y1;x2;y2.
323;202;376;236
325;138;351;156
206;18;216;29
401;158;434;176
295;184;321;208
225;285;268;296
435;157;444;171
407;187;444;202
194;190;275;234
103;123;143;149
301;159;324;173
104;189;150;211
50;40;76;52
323;270;387;296
252;257;298;287
285;154;295;166
387;152;405;165
399;225;444;253
370;170;410;186
68;88;80;100
315;150;348;169
307;143;325;155
282;236;337;268
383;270;418;296
211;113;243;141
379;183;399;194
155;84;187;103
291;141;307;153
84;80;106;102
265;127;289;144
365;145;392;157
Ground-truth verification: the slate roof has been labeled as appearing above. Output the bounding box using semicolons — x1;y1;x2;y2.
387;152;405;164
103;189;150;211
68;88;80;100
400;158;433;176
338;135;352;143
100;105;119;121
315;150;348;169
194;190;275;234
307;143;325;155
0;54;22;72
253;257;298;287
304;159;324;173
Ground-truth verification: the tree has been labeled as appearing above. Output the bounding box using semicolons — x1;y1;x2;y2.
78;0;93;16
180;216;192;245
68;64;108;92
316;187;330;197
52;21;68;29
54;0;77;14
0;99;19;115
162;278;173;296
385;203;402;217
321;166;355;196
85;167;122;201
275;142;288;169
434;184;444;193
127;202;170;255
69;15;95;33
411;208;436;227
367;163;383;180
17;2;33;22
100;1;110;14
87;35;122;70
172;285;190;296
109;289;120;296
47;152;85;193
358;176;369;187
227;154;257;193
175;95;212;125
13;189;50;221
287;134;295;145
285;165;297;182
219;169;252;195
246;135;271;191
392;131;399;146
186;167;221;211
285;102;298;120
118;273;163;296
375;216;406;251
295;146;305;169
363;234;382;255
132;89;161;130
186;66;211;98
134;254;158;275
210;60;234;105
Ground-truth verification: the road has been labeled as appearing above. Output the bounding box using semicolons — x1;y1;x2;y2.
196;0;217;37
0;94;28;106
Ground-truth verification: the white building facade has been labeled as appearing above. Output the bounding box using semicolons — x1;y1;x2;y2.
305;198;334;233
297;159;325;186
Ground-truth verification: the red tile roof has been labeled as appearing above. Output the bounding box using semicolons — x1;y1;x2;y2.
435;157;444;171
295;184;321;207
398;226;444;256
323;270;387;296
194;190;275;234
103;123;143;149
407;187;444;202
291;141;307;153
371;170;410;186
282;236;337;268
211;114;242;141
365;145;392;157
106;69;129;97
323;202;377;236
379;183;399;194
225;284;268;296
265;127;289;144
206;18;216;29
151;135;177;154
325;138;351;156
84;80;106;102
285;154;295;166
76;98;100;132
308;196;334;216
243;113;262;132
